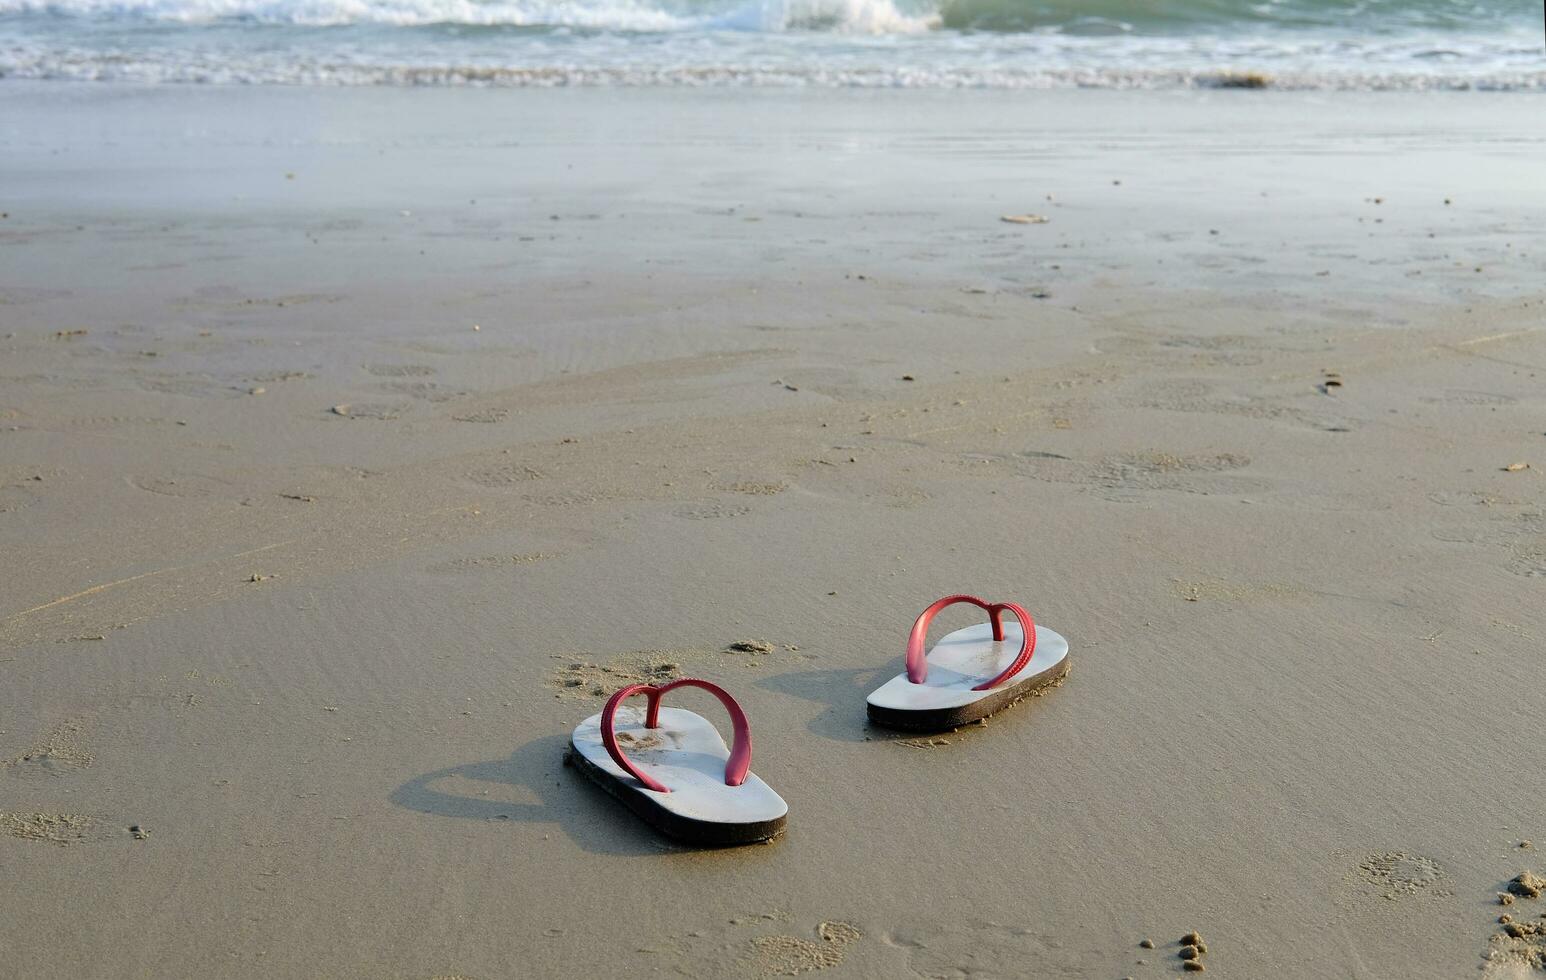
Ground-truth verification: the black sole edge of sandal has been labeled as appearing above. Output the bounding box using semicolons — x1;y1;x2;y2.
566;746;787;847
865;658;1070;733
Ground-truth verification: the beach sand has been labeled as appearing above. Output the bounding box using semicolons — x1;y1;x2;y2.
2;84;1545;978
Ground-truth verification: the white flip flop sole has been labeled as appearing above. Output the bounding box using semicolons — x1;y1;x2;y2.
867;620;1070;731
569;705;788;845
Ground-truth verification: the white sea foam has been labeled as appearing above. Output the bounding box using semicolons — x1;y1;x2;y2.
0;0;934;31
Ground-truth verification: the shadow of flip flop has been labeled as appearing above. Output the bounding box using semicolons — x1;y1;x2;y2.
388;732;670;856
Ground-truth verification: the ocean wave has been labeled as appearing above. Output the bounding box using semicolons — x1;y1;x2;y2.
0;0;935;32
0;0;1531;33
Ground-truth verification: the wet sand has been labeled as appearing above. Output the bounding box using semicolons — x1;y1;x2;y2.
3;84;1546;978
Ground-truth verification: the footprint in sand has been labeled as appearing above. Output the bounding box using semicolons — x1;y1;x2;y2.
329;402;405;420
674;502;752;520
463;461;545;488
643;916;861;977
1420;390;1517;407
1254;489;1392;513
364;364;436;378
874;486;931;510
1510;544;1546;580
714;481;789;496
1351;851;1450;901
1171;578;1310;604
1129;378;1316;428
3;722;93;779
553;641;791;698
752;921;862;976
887;919;1100;978
128;473;236;498
0;811;95;845
451;407;510;423
1005;448;1263;502
552;650;693;700
1423;503;1546;578
377;380;466;403
426;553;558;573
0;483;41;514
523;489;622;508
134;375;242;400
248;369;313;384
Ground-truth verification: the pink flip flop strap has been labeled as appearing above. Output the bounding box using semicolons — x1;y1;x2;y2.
598;678;752;794
905;594;1037;692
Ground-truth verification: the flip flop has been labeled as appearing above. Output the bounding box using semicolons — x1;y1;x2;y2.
866;594;1069;731
568;678;788;846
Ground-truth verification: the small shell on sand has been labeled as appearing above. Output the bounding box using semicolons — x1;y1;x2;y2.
1000;214;1050;225
1139;939;1155;949
1503;462;1530;472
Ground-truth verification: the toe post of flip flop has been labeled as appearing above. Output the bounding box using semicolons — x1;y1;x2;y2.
866;594;1069;732
568;678;788;846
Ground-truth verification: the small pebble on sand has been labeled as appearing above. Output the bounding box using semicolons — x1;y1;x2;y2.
1139;939;1155;949
1183;962;1205;973
1180;946;1200;960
